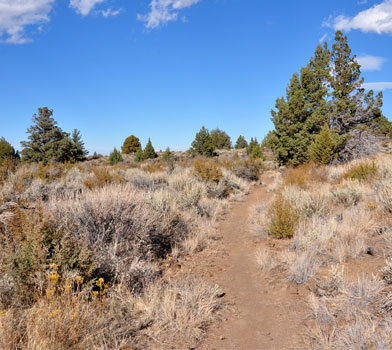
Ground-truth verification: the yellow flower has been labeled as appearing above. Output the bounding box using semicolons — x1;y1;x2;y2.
0;310;6;316
75;276;84;284
71;312;79;320
46;289;55;297
49;263;58;270
49;309;62;318
92;291;99;297
331;303;337;307
96;278;104;288
357;296;362;300
48;272;60;285
64;283;72;294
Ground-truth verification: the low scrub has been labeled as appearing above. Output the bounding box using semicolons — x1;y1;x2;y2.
267;196;299;239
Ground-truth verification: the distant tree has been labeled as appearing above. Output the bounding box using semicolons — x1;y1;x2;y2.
210;128;232;150
234;135;248;149
69;129;88;162
309;123;337;165
135;148;144;162
21;107;71;163
143;138;158;159
109;147;123;165
162;147;173;162
191;126;216;157
122;135;141;154
0;137;18;163
247;138;264;159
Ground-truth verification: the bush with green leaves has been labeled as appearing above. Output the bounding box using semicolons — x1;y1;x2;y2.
162;147;173;162
234;135;248;149
135;148;144;162
122;135;141;154
109;148;123;165
191;126;216;157
247;138;264;159
309;123;336;165
0;137;18;163
210;128;232;150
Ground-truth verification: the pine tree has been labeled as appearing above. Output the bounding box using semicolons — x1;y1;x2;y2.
162;147;173;162
135;148;144;162
70;129;88;162
191;126;216;157
309;123;336;165
210;128;232;150
21;107;71;163
109;147;123;165
330;31;383;134
247;138;264;159
122;135;141;154
143;138;158;159
234;135;248;149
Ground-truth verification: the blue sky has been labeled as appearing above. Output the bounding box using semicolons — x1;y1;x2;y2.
1;0;392;154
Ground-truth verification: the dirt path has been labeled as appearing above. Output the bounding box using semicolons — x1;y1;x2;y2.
199;173;308;350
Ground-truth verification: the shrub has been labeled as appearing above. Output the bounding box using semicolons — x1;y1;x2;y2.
343;160;378;182
285;250;318;284
162;147;173;162
0;137;18;163
135;148;144;162
232;159;262;181
193;158;223;184
267;196;299;239
210;128;232;150
121;135;141;154
109;147;123;165
332;181;362;207
309;123;336;165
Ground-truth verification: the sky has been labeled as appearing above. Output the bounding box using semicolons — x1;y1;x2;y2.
1;0;392;154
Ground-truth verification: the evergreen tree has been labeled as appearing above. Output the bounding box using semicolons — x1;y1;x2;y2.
309;123;336;165
21;107;71;163
143;138;158;159
234;135;248;149
135;148;144;162
0;137;18;163
330;31;383;134
70;129;88;162
270;43;331;166
247;138;264;159
210;128;232;150
191;126;216;157
109;147;123;165
162;147;173;162
122;135;141;154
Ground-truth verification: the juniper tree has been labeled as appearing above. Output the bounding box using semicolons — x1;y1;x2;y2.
234;135;248;149
109;147;123;165
162;147;173;162
122;135;141;154
309;123;336;165
210;128;232;150
143;138;158;159
135;148;144;162
191;126;216;157
69;129;88;162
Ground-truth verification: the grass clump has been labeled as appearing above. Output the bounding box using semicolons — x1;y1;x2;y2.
343;160;378;182
267;196;299;239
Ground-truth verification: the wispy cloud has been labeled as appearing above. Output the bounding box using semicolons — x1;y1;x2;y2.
0;0;55;44
101;8;122;17
138;0;200;29
324;0;392;34
362;82;392;91
319;33;328;43
357;55;386;71
69;0;105;16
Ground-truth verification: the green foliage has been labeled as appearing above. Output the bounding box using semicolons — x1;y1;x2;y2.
122;135;141;154
143;138;158;159
309;123;337;165
20;108;87;164
210;128;232;150
191;126;216;157
0;137;18;163
247;138;264;159
267;196;299;239
162;147;173;162
135;148;144;162
234;135;248;149
109;147;123;165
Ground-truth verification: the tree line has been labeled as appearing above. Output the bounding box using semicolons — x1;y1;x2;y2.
1;109;262;166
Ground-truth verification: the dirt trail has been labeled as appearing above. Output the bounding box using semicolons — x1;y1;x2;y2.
199;173;307;350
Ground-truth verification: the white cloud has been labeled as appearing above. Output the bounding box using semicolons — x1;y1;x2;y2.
326;0;392;34
319;33;328;43
138;0;200;29
69;0;105;16
362;82;392;91
0;0;55;43
357;55;386;71
101;8;122;17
